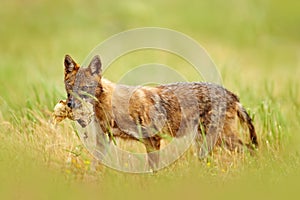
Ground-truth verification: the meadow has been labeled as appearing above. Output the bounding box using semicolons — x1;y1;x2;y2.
0;0;299;199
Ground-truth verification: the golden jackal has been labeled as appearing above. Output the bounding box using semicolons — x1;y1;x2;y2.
63;54;258;169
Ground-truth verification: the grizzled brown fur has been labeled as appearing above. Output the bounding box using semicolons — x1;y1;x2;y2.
64;55;258;170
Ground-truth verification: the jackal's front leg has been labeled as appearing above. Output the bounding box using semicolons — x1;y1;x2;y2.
143;137;161;172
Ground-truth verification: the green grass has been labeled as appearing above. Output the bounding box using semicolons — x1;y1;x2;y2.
0;0;300;199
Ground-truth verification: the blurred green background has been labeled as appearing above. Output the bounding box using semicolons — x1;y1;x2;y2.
0;0;299;199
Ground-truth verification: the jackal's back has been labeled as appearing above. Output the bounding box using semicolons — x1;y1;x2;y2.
150;82;239;137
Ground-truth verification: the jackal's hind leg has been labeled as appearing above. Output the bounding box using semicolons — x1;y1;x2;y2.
221;116;247;153
198;126;221;159
197;111;224;159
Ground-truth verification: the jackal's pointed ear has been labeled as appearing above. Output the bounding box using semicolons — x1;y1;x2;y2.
88;55;102;76
64;55;79;73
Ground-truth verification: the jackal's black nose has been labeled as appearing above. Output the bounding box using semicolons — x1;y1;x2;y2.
67;100;74;108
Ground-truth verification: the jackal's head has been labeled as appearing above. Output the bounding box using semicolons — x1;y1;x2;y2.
64;54;102;127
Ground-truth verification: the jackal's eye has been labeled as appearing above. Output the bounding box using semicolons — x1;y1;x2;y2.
81;95;88;100
80;93;90;98
67;93;70;98
81;86;89;91
78;90;93;100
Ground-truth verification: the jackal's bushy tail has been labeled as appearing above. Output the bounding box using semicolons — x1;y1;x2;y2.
236;103;258;147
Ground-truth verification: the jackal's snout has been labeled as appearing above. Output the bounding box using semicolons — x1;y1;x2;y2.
66;96;79;109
